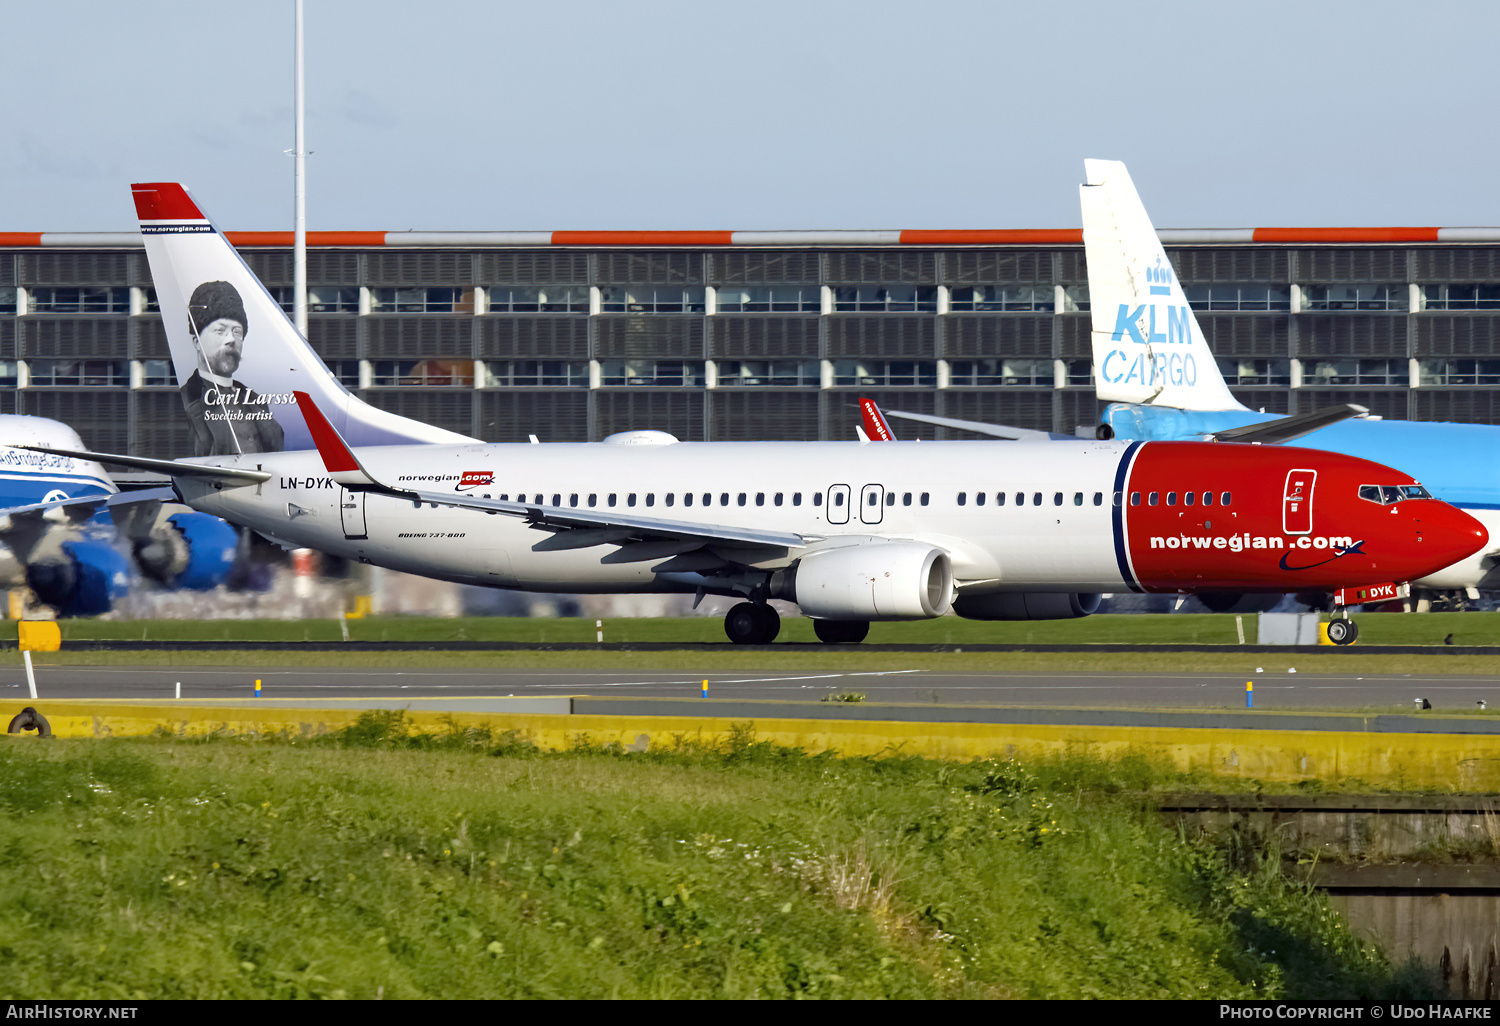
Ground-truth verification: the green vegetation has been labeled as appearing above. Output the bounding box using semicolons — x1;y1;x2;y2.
19;610;1500;648
0;720;1437;999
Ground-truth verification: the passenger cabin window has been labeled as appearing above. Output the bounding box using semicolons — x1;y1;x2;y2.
1033;492;1043;506
886;492;895;505
1053;492;1063;506
957;492;967;506
1221;492;1232;505
738;493;747;506
1166;492;1176;506
1203;492;1213;506
774;493;783;506
832;493;843;507
814;493;823;506
1073;492;1083;506
793;493;802;506
975;492;985;506
1183;491;1195;506
608;494;617;507
1130;492;1140;505
756;493;765;506
920;493;929;506
720;493;729;506
569;494;578;507
684;493;693;506
1093;492;1103;506
903;493;912;506
588;494;597;507
1015;492;1025;506
996;492;1005;506
1148;492;1159;506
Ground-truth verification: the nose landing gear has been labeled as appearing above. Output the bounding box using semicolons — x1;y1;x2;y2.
724;602;780;645
1325;617;1359;646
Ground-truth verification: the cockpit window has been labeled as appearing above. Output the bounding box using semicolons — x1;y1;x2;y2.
1360;483;1433;505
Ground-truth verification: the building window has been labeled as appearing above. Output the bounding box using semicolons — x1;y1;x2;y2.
599;287;705;314
947;285;1053;312
831;360;937;387
714;360;820;387
833;286;937;312
1064;359;1091;385
482;361;589;387
1301;284;1408;312
267;286;360;313
369;287;468;313
1304;359;1406;386
26;287;130;314
1183;284;1291;311
140;359;174;386
714;286;819;312
487;286;590;313
1418;359;1500;385
1420;284;1500;311
1216;358;1292;386
26;360;127;387
1062;285;1089;312
0;361;17;387
370;359;475;386
948;359;1052;386
0;287;14;314
598;360;704;387
327;361;361;388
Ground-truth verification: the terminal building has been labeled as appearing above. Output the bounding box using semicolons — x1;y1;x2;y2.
1;226;1498;455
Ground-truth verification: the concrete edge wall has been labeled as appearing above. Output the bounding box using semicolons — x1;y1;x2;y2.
9;700;1500;788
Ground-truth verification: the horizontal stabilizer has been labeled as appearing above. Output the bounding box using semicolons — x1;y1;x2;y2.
1211;404;1368;445
16;446;270;483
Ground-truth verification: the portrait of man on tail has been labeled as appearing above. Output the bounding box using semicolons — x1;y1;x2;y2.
178;280;286;456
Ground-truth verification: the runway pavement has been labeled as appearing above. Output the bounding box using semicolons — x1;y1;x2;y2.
6;662;1498;712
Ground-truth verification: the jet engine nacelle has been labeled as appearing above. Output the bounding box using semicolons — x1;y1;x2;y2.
134;512;239;590
791;542;953;620
952;591;1102;621
25;538;131;617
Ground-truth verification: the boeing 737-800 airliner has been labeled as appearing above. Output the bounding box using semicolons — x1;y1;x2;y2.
17;182;1487;644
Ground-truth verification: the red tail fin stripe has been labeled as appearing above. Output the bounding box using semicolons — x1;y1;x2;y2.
293;391;360;473
131;183;206;222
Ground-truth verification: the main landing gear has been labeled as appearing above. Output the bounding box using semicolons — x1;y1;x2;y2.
724;602;780;645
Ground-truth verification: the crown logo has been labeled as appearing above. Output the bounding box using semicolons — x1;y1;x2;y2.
1147;257;1172;295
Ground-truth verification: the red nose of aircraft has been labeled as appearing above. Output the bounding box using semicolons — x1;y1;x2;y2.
1123;443;1488;592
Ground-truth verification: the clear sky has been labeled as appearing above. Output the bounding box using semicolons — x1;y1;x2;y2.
4;0;1496;232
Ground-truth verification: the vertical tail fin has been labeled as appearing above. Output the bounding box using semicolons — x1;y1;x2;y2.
1080;160;1246;412
858;397;897;441
131;183;475;456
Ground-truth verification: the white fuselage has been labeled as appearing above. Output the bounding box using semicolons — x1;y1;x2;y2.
179;439;1135;595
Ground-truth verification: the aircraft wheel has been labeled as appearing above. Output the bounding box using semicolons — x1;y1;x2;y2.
813;619;870;644
725;603;779;645
1326;618;1359;646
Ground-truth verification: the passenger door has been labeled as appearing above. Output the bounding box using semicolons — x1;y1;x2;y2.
1283;469;1315;535
340;488;368;540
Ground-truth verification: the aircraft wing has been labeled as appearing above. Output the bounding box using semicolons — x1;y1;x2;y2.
290;392;807;558
404;490;808;552
1210;404;1368;445
15;446;272;484
882;409;1071;441
0;487;178;522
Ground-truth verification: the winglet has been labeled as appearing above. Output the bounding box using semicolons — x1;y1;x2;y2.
859;398;897;441
294;391;376;486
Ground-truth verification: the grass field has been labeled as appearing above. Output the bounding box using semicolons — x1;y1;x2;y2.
0;719;1439;999
21;611;1499;647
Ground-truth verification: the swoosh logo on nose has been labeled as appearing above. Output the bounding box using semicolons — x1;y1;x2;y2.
1278;540;1365;572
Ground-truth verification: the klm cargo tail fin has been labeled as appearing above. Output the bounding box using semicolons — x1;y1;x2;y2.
1080;160;1246;412
131;183;476;456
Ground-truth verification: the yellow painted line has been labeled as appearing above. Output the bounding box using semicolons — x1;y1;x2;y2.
6;701;1500;788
